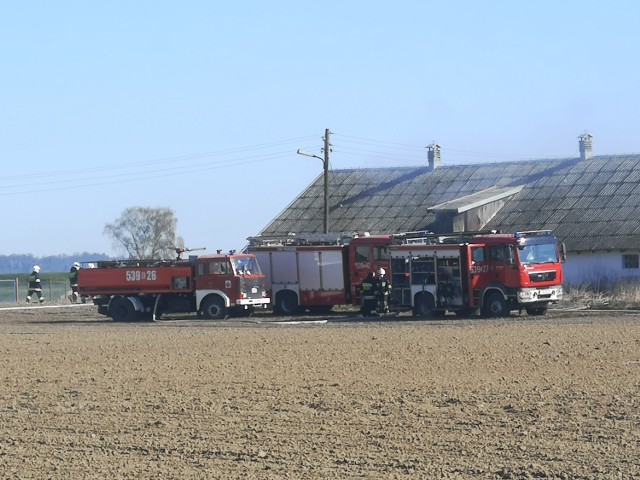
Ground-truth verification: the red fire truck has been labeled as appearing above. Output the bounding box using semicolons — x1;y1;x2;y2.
247;230;564;317
77;252;269;321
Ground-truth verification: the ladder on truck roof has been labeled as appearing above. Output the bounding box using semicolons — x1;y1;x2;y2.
247;232;350;247
392;229;503;245
94;259;191;269
515;230;553;237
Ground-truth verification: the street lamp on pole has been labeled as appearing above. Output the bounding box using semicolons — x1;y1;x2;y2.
297;140;330;234
296;149;323;162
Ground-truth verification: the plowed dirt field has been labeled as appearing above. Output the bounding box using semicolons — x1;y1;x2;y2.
0;305;639;479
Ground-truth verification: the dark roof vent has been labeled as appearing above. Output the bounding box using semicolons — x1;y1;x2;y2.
579;133;592;161
427;143;440;170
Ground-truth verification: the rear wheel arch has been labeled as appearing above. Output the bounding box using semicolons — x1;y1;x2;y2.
109;296;140;322
412;292;436;317
274;290;300;315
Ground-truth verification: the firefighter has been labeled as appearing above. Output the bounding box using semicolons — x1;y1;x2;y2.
69;262;80;303
360;271;378;317
26;265;44;304
376;268;392;314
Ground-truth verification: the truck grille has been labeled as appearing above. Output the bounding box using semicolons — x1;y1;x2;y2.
529;271;556;283
243;278;264;299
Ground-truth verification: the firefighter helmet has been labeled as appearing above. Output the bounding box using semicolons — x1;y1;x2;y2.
378;268;386;276
32;265;40;273
73;262;80;268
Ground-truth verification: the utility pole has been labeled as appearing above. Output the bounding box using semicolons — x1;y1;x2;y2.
322;128;331;234
297;128;331;234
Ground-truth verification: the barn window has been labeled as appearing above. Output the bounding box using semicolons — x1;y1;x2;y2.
622;254;639;269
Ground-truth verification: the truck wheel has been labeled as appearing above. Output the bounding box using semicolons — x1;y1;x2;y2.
201;297;227;320
412;294;435;317
275;291;300;315
109;297;138;322
526;306;548;316
482;293;507;317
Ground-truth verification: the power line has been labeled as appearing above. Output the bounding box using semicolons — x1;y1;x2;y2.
334;147;425;164
0;136;319;195
1;132;569;197
0;135;317;184
0;148;309;196
334;132;563;161
334;133;426;150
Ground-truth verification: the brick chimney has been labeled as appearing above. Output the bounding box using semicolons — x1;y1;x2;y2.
427;143;440;170
579;133;592;161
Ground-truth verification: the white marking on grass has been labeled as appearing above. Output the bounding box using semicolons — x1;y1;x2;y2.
0;304;93;312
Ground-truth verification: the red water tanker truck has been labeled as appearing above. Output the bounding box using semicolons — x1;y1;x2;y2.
78;251;269;321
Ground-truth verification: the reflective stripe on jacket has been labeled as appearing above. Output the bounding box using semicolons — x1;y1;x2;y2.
361;281;377;300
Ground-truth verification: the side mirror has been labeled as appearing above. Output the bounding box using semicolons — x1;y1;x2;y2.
560;243;567;262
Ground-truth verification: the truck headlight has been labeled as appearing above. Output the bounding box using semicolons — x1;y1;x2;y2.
518;290;534;300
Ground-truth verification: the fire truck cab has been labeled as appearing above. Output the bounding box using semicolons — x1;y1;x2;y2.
386;230;564;317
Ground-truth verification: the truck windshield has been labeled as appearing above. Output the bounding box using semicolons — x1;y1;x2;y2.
519;243;558;265
232;256;261;275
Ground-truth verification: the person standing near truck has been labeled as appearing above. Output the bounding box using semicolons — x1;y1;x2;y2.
360;271;378;317
376;268;392;314
26;265;44;304
69;262;80;303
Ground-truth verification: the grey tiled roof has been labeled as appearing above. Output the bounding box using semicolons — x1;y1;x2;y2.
485;155;640;252
256;155;640;252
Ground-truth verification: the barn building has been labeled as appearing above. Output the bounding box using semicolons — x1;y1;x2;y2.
254;134;640;287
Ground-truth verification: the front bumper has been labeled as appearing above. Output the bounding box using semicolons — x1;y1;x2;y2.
517;285;563;304
236;297;271;307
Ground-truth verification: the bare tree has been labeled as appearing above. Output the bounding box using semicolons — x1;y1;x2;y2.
104;207;184;259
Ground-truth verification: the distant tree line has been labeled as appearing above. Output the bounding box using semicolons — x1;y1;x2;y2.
0;253;113;274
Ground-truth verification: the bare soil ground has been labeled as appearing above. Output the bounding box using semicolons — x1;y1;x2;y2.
0;305;639;479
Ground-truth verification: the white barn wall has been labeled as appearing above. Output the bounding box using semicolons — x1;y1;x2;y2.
564;251;640;287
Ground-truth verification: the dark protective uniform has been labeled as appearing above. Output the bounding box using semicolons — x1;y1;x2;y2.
377;275;392;314
26;269;44;304
69;265;79;302
360;273;378;317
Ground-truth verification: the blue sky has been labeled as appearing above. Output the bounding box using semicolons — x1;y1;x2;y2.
2;1;639;257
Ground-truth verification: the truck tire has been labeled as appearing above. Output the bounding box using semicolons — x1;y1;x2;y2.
482;292;507;317
526;306;548;316
201;297;228;320
274;291;300;315
412;293;435;317
109;297;139;322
